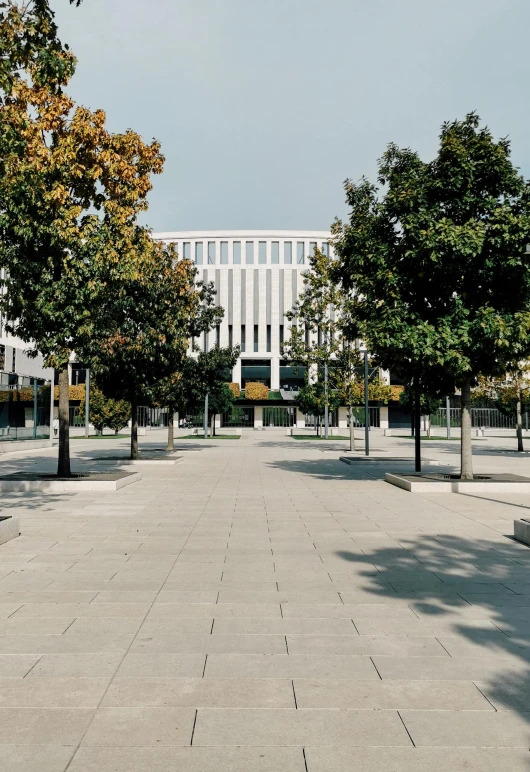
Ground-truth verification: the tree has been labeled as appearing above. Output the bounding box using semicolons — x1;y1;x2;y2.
283;246;366;449
0;1;163;475
295;378;340;436
79;383;130;436
179;346;240;438
333;113;530;479
474;368;530;452
399;387;442;438
84;234;219;459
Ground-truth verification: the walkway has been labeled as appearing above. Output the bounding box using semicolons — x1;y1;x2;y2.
1;431;530;771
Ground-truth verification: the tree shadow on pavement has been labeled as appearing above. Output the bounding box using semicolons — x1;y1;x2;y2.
335;533;530;740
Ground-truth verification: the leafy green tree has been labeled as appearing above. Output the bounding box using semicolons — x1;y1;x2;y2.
282;247;363;448
333;113;530;478
399;387;442;438
0;1;163;475
79;384;130;436
296;378;340;436
177;346;240;437
84;234;221;459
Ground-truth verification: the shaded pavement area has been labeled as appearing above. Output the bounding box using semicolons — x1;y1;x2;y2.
0;430;530;770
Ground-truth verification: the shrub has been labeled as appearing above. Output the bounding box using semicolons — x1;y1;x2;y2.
245;382;269;401
228;382;241;398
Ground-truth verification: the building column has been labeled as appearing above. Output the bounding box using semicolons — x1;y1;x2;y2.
338;407;348;429
233;359;242;389
380;406;389;429
296;410;306;428
254;405;263;429
270;356;280;390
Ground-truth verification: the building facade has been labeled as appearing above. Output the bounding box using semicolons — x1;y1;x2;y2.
154;230;333;391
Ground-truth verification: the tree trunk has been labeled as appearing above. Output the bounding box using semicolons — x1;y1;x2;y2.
410;411;414;437
427;415;431;439
130;395;139;460
460;376;473;480
166;411;174;451
57;367;71;477
349;406;355;452
414;387;421;473
517;390;524;452
211;413;215;437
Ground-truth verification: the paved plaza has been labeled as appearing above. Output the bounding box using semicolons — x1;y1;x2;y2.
1;430;530;770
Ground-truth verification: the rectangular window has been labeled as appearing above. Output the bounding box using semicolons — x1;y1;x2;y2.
203;331;209;351
195;242;203;265
246;241;254;264
228;324;233;348
12;348;16;373
321;242;329;257
279;325;284;348
220;241;229;264
208;241;216;265
259;241;267;264
216;324;220;347
183;242;191;260
297;242;305;264
305;325;310;349
310;241;317;256
271;242;279;264
241;324;246;352
284;242;292;264
0;345;5;371
254;325;259;352
233;241;241;264
266;325;271;352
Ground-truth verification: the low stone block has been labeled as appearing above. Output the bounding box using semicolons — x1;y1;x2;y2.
0;516;20;546
0;472;141;492
514;519;530;546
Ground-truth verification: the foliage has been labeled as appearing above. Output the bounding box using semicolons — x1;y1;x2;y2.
399;387;442;415
296;379;340;419
0;0;163;474
244;382;268;401
333;113;530;477
79;384;130;435
207;383;235;419
228;382;241;398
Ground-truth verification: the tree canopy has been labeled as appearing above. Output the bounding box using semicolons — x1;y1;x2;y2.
333;113;530;478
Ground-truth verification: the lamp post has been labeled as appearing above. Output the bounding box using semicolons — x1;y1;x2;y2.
84;369;90;439
324;362;329;440
203;331;208;439
446;395;451;440
362;348;369;456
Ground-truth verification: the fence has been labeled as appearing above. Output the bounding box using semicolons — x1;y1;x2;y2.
263;407;296;427
221;407;255;428
431;407;527;430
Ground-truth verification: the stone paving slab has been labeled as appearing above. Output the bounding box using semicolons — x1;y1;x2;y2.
1;432;530;768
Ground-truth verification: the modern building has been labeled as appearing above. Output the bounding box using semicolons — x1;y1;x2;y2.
153;230;333;392
153;230;398;430
0;312;53;442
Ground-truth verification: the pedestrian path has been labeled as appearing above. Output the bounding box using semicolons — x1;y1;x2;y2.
0;433;530;770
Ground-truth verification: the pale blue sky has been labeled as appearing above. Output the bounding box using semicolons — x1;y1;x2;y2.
52;0;530;232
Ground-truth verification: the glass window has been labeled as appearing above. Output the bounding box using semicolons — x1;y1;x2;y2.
259;241;267;264
297;242;305;264
233;241;241;264
195;242;203;265
228;325;233;348
183;242;191;260
12;348;16;372
271;242;279;264
284;242;292;264
254;325;259;352
208;242;216;264
246;241;254;264
266;325;271;352
279;325;284;348
220;241;229;264
321;242;330;257
0;345;4;371
240;324;246;352
310;242;317;256
216;325;220;347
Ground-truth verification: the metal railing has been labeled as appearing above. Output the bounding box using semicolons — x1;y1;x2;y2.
431;407;528;430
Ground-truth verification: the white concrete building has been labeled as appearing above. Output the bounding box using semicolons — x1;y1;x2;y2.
154;230;333;391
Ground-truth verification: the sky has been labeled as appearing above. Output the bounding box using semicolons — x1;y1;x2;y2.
51;0;530;233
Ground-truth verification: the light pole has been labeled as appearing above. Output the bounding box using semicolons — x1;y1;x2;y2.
446;395;451;440
324;362;329;440
84;368;90;439
203;331;208;439
363;349;369;456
